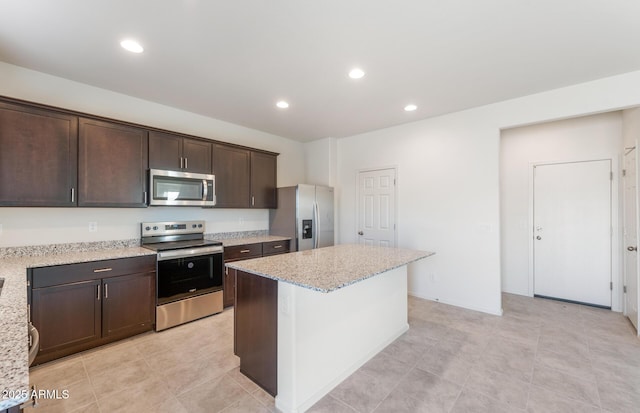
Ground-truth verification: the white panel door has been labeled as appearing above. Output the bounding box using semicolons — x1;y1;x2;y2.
533;160;612;307
624;149;639;330
357;168;396;247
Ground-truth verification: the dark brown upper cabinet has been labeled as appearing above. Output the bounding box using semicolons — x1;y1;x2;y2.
149;131;212;174
250;151;277;208
212;145;277;209
0;97;278;209
212;144;251;208
78;118;148;207
0;101;78;206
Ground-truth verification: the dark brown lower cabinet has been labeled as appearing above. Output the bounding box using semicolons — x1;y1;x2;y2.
31;280;102;357
223;240;290;308
223;267;237;308
29;256;155;365
234;270;278;396
101;272;154;338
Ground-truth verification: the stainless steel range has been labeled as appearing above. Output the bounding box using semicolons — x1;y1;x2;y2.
141;220;223;331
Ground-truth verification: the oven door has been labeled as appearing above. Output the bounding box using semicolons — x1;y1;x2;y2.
156;248;223;305
149;169;216;207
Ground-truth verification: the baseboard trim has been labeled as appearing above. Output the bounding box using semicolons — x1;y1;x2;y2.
408;291;503;316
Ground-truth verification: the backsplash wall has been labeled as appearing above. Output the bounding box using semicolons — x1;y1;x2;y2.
0;207;269;248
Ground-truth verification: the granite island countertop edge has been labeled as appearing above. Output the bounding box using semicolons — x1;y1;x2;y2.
226;244;435;293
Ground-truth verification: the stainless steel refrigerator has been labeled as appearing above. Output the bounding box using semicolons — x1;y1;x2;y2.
269;184;334;251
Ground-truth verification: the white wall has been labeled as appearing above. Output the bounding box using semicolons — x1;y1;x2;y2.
623;107;640;148
0;62;306;247
337;70;640;315
303;137;337;187
500;112;623;307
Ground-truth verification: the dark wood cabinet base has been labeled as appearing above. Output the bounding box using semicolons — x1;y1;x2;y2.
29;256;155;366
234;270;278;396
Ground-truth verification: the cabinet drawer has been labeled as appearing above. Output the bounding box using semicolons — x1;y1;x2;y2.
32;255;156;288
262;240;290;256
224;243;262;261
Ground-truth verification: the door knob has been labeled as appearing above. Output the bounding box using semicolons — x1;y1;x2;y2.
358;231;364;236
628;246;637;252
536;236;542;240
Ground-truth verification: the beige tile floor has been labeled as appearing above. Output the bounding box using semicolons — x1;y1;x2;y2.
25;293;640;413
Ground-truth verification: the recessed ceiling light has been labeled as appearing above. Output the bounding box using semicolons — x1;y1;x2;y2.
404;104;418;112
348;68;365;79
276;101;289;109
120;39;144;53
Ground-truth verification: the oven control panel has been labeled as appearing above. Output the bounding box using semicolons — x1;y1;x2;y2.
141;220;205;236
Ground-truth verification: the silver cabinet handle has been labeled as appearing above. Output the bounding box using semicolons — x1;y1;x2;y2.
273;245;282;249
143;191;147;204
180;157;184;169
240;249;251;253
97;284;100;301
104;283;108;299
185;157;188;169
93;267;113;273
225;266;228;275
71;188;75;203
252;196;255;206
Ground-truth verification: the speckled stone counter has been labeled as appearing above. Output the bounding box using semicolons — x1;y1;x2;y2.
0;247;155;410
226;244;434;292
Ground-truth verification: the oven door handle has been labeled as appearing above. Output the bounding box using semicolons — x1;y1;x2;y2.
157;246;223;261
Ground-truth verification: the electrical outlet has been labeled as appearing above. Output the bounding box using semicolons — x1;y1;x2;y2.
88;222;98;232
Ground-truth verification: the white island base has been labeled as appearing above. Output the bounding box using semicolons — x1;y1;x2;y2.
276;265;408;413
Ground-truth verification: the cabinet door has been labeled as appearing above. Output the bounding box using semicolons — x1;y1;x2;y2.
250;151;277;208
31;280;101;358
223;266;236;307
78;118;148;207
183;138;212;174
149;131;182;171
212;144;251;208
102;272;155;339
0;101;77;206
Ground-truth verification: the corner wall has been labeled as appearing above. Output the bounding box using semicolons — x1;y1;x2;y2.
337;70;640;315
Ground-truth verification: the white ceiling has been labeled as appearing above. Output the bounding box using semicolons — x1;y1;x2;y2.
1;1;639;142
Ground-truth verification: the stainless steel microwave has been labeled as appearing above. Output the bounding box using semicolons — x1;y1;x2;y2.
149;169;216;207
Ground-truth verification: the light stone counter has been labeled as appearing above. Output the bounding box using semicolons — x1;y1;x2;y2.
0;246;155;410
226;243;434;292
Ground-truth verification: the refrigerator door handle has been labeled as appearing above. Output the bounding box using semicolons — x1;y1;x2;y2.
314;201;319;249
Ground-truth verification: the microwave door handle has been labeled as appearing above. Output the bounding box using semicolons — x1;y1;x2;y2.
202;179;208;201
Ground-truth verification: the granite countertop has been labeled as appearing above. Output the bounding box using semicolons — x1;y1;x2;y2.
226;244;434;292
0;247;155;410
215;235;291;247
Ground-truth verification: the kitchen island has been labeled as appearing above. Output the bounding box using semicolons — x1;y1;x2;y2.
226;244;434;413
